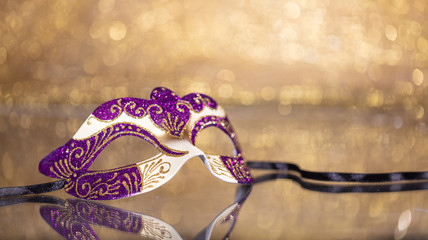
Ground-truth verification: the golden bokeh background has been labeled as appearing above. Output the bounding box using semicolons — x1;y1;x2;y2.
1;0;428;239
0;0;427;110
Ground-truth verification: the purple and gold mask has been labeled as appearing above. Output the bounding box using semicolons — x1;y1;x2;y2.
39;87;253;200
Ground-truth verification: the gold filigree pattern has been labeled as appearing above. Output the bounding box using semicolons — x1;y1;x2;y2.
194;94;214;109
67;165;140;200
65;154;174;199
147;104;163;115
207;155;235;179
110;98;123;115
88;99;148;125
85;90;205;139
43;200;173;239
124;101;146;118
43;206;97;240
73;122;188;167
46;122;189;199
160;112;186;138
137;154;172;191
141;217;173;240
222;156;252;183
75;173;114;199
177;101;193;113
74;201;142;232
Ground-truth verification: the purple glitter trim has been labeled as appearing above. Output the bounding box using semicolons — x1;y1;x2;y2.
91;87;191;138
220;155;253;184
39;123;185;179
190;116;241;151
92;98;149;121
68;199;143;233
40;87;253;201
191;116;253;183
39;122;189;200
148;88;191;138
65;165;142;200
40;199;144;239
41;199;175;239
40;206;98;239
182;93;218;113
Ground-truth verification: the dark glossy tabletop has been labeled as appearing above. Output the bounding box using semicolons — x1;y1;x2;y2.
1;105;428;239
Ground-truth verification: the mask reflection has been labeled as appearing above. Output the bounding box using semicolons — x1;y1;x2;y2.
41;186;251;240
40;199;180;240
0;184;252;240
3;169;428;239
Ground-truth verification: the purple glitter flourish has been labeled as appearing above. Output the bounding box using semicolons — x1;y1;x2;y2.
39;122;187;200
68;199;143;233
40;206;98;239
40;199;145;239
39;123;185;179
67;165;142;200
182;93;218;112
191;116;253;184
92;87;192;138
40;87;253;200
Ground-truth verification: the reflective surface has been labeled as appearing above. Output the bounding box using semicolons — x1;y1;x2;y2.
2;105;428;239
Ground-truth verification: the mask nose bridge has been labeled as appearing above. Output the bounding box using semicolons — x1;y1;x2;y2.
190;143;238;183
192;144;209;163
163;136;215;174
164;137;205;158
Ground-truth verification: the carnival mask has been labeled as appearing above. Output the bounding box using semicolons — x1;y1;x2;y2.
38;87;253;200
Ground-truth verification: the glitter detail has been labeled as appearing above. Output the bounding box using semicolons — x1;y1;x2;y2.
190;116;238;148
147;88;191;138
66;165;142;200
39;122;187;200
220;155;253;184
92;98;148;121
182;92;218;112
40;87;253;200
206;155;236;179
137;154;172;192
190;116;253;184
40;199;174;239
91;87;191;138
40;123;187;179
40;205;97;239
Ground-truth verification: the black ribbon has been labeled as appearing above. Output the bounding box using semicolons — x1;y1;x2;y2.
0;180;66;198
254;172;428;193
248;161;428;183
2;161;428;199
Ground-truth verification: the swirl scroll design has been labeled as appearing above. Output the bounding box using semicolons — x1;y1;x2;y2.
40;205;97;240
190;116;253;184
70;165;142;200
72;199;173;239
182;93;218;113
138;154;172;192
39;122;189;200
42;123;187;179
63;154;174;200
40;199;175;240
141;218;173;239
91;98;148;122
220;155;253;184
73;200;143;232
88;88;219;138
206;155;235;179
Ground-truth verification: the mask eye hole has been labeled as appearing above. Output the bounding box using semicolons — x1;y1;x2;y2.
195;127;236;156
88;136;160;171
